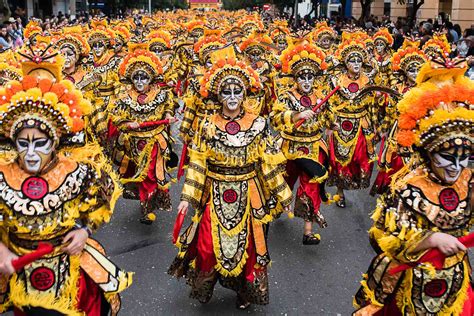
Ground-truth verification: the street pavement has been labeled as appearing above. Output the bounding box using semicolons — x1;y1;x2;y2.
94;175;377;315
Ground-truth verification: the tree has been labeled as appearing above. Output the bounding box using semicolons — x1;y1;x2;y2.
397;0;425;26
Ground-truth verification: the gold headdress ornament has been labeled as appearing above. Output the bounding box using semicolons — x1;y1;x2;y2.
53;28;90;58
113;25;131;44
335;39;368;63
0;62;22;85
401;36;420;49
341;28;369;42
194;32;227;63
23;20;42;40
17;43;64;82
422;33;451;58
391;46;427;72
239;30;274;53
118;49;164;81
396;56;473;151
199;46;262;98
372;27;394;46
146;30;172;51
312;24;337;42
142;16;156;29
0;45;92;142
87;19;114;45
281;41;328;75
186;20;206;37
237;15;264;34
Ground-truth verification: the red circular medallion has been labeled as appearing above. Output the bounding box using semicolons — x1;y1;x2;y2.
137;93;147;105
297;146;310;155
347;82;359;93
223;189;238;204
424;279;448;298
341;120;354;132
439;188;459;212
225;121;241;135
30;267;55;291
22;177;48;200
137;140;147;151
300;96;312;108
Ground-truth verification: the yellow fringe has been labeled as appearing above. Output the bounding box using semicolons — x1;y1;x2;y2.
9;255;82;315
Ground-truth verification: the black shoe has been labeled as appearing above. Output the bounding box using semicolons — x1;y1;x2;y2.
336;197;346;208
139;213;156;225
302;233;321;245
236;295;251;310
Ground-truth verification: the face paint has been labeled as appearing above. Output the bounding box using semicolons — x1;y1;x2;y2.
346;54;363;76
218;80;245;112
114;40;124;53
247;48;263;63
428;144;470;184
406;63;420;84
151;46;165;58
319;36;332;50
277;39;288;51
92;41;106;58
15;128;55;174
132;70;151;93
375;39;386;54
60;46;77;69
296;70;315;94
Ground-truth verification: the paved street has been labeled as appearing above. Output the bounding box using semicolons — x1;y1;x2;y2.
94;174;376;315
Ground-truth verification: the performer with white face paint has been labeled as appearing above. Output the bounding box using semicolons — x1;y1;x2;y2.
372;28;394;87
109;46;178;225
371;40;428;196
354;57;474;315
0;44;132;316
169;47;292;310
272;40;334;245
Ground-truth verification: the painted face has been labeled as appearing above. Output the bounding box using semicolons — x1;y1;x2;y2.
346;54;363;76
296;70;315;94
277;38;288;51
92;41;106;58
218;79;245;112
114;39;124;53
15;128;55;174
61;45;78;69
132;70;151;93
374;39;387;55
247;48;263;63
428;144;470;184
151;46;165;58
319;36;332;50
406;63;420;84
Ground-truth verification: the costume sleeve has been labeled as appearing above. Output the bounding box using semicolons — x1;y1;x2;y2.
79;161;122;232
259;130;293;208
179;91;200;143
181;122;208;209
270;94;297;133
375;196;433;264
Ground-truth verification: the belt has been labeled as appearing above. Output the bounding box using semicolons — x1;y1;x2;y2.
9;232;67;250
207;164;257;181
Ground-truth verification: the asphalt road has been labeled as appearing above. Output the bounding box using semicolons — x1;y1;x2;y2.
93;175;376;316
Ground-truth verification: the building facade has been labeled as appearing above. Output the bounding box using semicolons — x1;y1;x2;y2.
188;0;221;10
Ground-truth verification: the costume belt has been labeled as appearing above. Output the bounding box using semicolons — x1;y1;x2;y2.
9;231;68;250
207;164;256;181
336;109;368;119
97;85;116;96
281;131;322;142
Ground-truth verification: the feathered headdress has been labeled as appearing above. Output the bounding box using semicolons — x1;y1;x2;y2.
372;28;394;46
118;49;164;81
281;41;327;75
391;46;427;72
335;39;368;63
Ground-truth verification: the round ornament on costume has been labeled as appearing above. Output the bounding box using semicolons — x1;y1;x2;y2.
225;121;241;135
297;146;310;155
341;120;354;132
137;93;147;105
223;189;238;204
30;267;55;291
347;82;359;93
22;177;49;200
137;140;147;151
439;188;459;212
423;279;448;298
300;96;312;108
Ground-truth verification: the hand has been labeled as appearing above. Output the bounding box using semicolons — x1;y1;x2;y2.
127;122;140;129
294;110;315;123
283;205;292;214
427;232;467;256
166;115;179;124
178;201;189;216
61;229;89;256
0;244;18;276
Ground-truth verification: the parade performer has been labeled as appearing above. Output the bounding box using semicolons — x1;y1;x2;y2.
423;33;451;60
353;57;474;315
372;28;394;87
370;42;427;195
0;45;132;316
168;47;293;309
327;39;377;207
53;26;92;89
110;47;178;224
312;22;338;67
85;19;120;146
272;41;332;245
